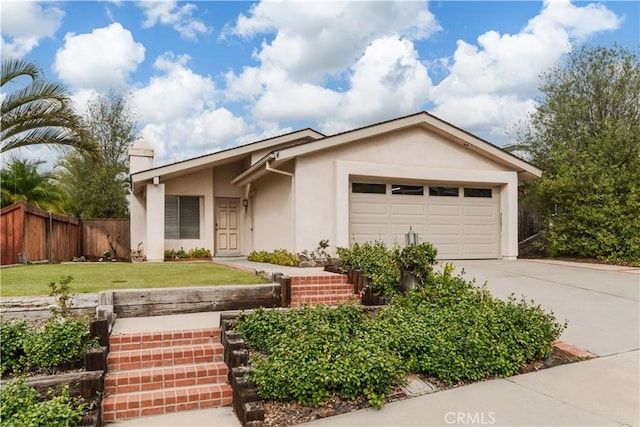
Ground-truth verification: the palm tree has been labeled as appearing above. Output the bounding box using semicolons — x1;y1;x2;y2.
1;58;96;155
0;158;68;213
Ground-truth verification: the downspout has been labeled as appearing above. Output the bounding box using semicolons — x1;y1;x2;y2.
244;182;252;253
266;161;295;252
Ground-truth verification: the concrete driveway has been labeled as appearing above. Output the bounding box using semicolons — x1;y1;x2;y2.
453;259;639;356
307;259;640;427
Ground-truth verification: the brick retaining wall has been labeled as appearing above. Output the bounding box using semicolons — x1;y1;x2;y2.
289;274;357;307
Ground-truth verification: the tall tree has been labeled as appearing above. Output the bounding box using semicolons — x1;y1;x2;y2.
1;59;96;155
58;90;139;218
521;45;640;261
0;158;67;213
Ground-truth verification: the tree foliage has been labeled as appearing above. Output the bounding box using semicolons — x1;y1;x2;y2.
58;90;138;218
0;158;67;213
521;45;640;262
1;59;96;155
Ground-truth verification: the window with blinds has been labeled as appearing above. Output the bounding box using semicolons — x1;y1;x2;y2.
165;196;200;239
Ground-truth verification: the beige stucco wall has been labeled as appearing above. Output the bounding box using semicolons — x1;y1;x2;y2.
163;168;214;253
292;127;519;259
130;192;146;256
251;162;294;252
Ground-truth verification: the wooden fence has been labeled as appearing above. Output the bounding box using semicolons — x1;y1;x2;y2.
518;204;541;243
81;218;130;260
0;202;130;266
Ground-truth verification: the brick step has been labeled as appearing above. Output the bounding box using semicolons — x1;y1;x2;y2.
104;361;228;395
102;383;233;422
292;285;356;296
109;328;221;351
291;275;349;285
107;343;224;371
292;293;359;307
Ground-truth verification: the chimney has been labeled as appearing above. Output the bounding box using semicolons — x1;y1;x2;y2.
129;140;154;174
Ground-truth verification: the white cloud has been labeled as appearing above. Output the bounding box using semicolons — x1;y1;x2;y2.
250;68;342;121
133;52;216;123
137;1;211;40
223;1;436;134
530;0;621;41
323;36;432;134
0;1;63;58
225;1;439;82
430;0;622;144
53;23;145;91
139;108;248;164
132;53;249;164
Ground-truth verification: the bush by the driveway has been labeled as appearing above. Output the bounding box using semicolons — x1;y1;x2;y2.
237;265;565;408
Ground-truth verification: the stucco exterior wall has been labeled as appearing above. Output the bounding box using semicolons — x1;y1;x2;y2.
251;163;294;252
130;192;146;256
164;168;214;252
293;127;518;258
214;163;244;197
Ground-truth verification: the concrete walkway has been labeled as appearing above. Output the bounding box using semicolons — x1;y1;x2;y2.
107;259;639;426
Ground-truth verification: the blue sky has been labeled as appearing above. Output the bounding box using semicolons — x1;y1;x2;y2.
1;0;638;166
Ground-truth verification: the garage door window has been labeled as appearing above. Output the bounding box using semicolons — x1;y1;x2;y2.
352;183;386;194
429;186;459;197
392;184;424;195
464;188;492;198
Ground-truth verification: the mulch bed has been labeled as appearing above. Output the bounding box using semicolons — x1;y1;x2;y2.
261;346;584;426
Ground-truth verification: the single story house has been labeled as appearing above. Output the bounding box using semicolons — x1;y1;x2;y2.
129;111;541;262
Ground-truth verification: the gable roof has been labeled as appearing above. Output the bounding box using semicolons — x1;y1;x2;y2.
130;128;324;186
232;111;542;186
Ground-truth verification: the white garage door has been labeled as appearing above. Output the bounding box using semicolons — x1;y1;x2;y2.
350;182;500;259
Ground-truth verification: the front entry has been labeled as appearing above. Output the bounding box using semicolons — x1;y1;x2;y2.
215;198;240;256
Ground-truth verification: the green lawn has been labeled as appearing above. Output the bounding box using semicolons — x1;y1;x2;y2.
0;262;268;297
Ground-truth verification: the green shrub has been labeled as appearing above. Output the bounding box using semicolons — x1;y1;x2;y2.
25;317;96;371
247;249;298;266
237;266;565;407
394;242;438;284
0;377;86;427
0;319;34;376
238;305;404;408
380;265;566;382
188;247;212;258
48;275;74;318
336;241;399;297
247;250;270;263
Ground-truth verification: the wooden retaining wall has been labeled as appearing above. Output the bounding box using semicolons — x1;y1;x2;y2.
112;284;282;318
220;314;264;427
0;293;100;322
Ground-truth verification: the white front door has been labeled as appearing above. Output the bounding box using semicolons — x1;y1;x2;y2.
216;198;240;256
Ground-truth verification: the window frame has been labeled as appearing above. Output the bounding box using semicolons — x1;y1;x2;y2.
165;195;201;239
428;186;460;197
463;188;493;198
391;184;424;196
351;182;387;194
